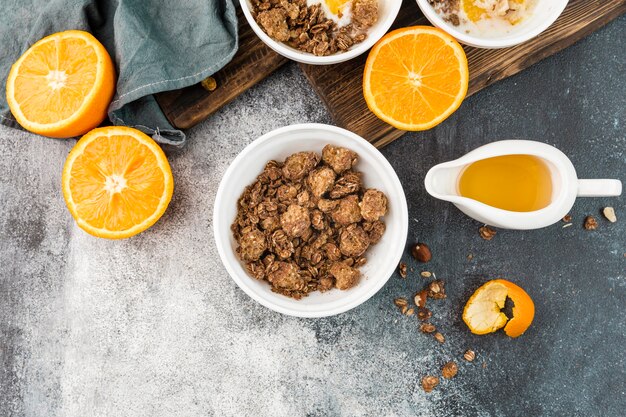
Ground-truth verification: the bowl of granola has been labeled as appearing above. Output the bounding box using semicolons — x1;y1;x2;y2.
213;124;408;317
416;0;568;48
241;0;403;64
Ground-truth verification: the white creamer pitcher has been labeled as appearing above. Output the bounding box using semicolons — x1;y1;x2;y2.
424;140;622;230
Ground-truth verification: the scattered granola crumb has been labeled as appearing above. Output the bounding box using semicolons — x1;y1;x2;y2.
463;349;476;362
442;361;458;379
562;214;572;223
467;253;473;261
479;225;497;240
200;76;217;91
482;361;487;369
417;306;432;321
584;215;598;230
603;207;617;223
421;375;439;393
394;297;408;309
414;290;427;308
434;332;445;344
427;280;446;299
398;262;407;278
562;223;573;228
405;308;415;317
420;323;437;334
420;271;432;278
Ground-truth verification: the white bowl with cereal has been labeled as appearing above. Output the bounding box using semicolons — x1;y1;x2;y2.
240;0;403;64
416;0;568;48
213;124;408;317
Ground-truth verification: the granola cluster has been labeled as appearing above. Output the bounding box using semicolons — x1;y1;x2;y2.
232;145;388;299
251;0;379;56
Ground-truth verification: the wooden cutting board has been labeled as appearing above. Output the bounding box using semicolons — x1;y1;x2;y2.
155;0;626;148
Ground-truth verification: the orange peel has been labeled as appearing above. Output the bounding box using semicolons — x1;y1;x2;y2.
463;279;535;338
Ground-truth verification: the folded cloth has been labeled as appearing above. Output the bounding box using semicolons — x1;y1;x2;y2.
0;0;238;146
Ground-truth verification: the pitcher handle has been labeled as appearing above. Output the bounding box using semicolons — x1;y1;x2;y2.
577;179;622;197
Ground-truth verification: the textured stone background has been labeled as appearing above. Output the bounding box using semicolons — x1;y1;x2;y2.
0;16;624;417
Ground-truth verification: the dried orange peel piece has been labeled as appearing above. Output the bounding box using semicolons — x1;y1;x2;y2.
463;279;535;338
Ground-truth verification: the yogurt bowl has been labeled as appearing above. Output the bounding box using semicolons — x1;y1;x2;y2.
213;124;408;317
416;0;569;48
240;0;402;65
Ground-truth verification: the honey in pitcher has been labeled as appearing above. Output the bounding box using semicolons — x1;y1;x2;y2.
457;154;553;212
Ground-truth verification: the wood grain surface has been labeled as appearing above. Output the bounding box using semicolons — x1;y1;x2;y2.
156;0;625;145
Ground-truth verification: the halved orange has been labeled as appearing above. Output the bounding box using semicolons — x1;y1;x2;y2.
6;30;115;138
463;279;535;338
363;26;469;131
62;126;174;239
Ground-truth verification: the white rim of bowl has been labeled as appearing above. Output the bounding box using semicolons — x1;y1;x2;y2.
415;0;569;49
239;0;403;64
213;123;409;317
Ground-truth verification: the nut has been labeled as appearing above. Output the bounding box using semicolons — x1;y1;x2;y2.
441;361;458;379
398;262;407;278
562;214;572;223
420;271;432;278
463;349;476;362
479;225;497;240
584;216;598;230
434;332;445;343
603;207;617;223
421;375;439;393
411;242;432;262
420;323;436;333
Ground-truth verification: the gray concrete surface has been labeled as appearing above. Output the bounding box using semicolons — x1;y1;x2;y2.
1;15;624;417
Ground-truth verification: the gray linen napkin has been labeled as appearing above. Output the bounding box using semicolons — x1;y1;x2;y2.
0;0;238;146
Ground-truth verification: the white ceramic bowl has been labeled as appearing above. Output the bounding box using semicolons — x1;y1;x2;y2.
239;0;403;65
415;0;569;49
213;124;408;317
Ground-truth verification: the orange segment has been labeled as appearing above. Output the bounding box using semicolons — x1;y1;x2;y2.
462;0;527;24
6;30;115;138
363;26;468;131
325;0;350;15
463;0;488;22
463;279;535;338
62;126;174;239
